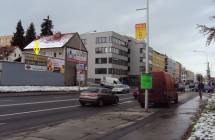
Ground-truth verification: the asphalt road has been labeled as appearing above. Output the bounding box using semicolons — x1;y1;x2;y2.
0;93;135;137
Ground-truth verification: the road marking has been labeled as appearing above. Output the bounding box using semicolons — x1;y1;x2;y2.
0;100;134;118
0;99;13;102
0;98;78;107
119;101;133;104
115;122;135;129
0;123;6;126
120;97;134;101
117;94;132;97
0;105;81;117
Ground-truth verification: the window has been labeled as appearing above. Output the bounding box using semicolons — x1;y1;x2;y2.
95;58;107;64
110;36;127;47
96;37;108;44
140;48;143;53
54;52;57;57
140;57;144;62
81;39;87;45
95;47;128;57
95;68;107;74
59;52;62;55
14;53;16;57
108;68;113;74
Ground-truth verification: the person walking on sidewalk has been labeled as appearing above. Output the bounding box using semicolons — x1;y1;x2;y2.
198;82;204;100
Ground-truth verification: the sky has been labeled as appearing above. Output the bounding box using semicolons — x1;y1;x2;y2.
0;0;215;76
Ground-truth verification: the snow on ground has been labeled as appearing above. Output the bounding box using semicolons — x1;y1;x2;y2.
0;86;88;92
188;93;215;140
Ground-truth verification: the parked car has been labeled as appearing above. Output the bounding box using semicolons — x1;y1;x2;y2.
112;84;130;94
79;87;119;106
203;85;214;93
177;83;185;92
138;72;178;107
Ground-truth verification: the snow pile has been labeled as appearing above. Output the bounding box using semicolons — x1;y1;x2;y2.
0;86;88;93
188;94;215;140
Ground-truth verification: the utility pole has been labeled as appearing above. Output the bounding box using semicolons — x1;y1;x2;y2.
136;0;150;111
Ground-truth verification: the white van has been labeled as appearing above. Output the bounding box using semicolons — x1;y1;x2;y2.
100;77;121;88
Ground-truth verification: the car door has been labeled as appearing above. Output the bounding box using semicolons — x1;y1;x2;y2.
100;89;109;103
105;88;115;103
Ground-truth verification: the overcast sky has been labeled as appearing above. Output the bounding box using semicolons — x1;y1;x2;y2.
0;0;215;76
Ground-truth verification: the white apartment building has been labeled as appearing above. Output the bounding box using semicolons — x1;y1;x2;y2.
128;37;153;76
81;31;128;82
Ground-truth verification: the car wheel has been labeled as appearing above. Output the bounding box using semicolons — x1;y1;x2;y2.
140;102;145;108
174;97;178;104
80;101;86;106
98;99;104;107
114;97;119;104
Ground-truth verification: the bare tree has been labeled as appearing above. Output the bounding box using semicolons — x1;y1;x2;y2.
198;16;215;46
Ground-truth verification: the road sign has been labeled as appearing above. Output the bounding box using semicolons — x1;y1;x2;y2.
135;23;147;41
141;73;152;89
34;39;40;55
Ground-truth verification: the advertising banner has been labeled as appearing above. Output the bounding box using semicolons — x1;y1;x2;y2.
47;58;65;73
67;48;87;64
25;53;47;71
135;23;147;41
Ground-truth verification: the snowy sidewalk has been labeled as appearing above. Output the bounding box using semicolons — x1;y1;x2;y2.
0;86;87;93
188;93;215;140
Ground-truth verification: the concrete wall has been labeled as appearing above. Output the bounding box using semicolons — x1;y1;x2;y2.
0;61;64;86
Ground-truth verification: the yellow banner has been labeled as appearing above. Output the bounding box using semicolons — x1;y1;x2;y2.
135;23;147;40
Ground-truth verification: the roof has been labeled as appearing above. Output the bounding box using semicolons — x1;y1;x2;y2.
24;33;75;50
0;46;20;59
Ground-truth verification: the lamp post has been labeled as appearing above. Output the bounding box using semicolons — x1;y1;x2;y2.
78;30;96;91
136;0;150;111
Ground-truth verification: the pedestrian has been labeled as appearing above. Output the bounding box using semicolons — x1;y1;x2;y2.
198;82;204;100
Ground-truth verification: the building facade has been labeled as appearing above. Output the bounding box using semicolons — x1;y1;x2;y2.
0;46;23;62
128;37;153;75
25;32;88;86
0;35;13;47
152;50;165;72
165;57;176;77
175;62;182;82
81;31;129;82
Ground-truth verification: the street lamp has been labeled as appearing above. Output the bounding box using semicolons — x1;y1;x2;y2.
136;0;150;112
78;30;97;91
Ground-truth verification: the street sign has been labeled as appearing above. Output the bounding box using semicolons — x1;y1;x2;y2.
141;73;152;89
135;23;147;41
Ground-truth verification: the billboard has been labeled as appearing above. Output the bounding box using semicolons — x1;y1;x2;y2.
67;48;87;64
25;53;47;71
135;23;147;41
47;58;65;73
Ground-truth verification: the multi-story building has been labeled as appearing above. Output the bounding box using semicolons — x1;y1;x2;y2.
181;67;194;83
175;62;182;82
186;70;195;82
165;57;176;77
0;35;13;47
128;37;153;75
152;50;165;72
81;31;129;83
